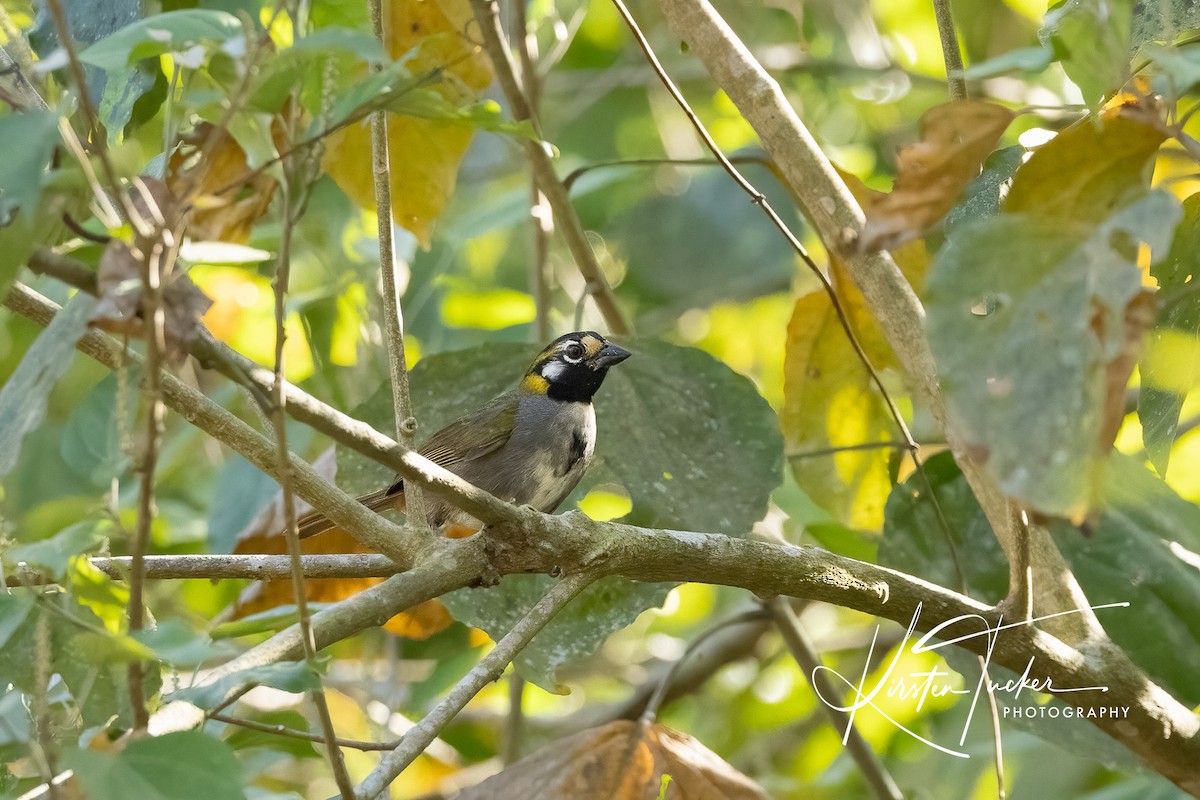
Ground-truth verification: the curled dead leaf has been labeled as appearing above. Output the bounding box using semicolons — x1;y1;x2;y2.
89;236;214;363
1098;289;1157;454
454;720;768;800
858;101;1014;253
167;122;284;244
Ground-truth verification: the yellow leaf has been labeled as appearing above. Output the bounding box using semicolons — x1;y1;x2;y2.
782;291;895;530
323;0;493;248
1004;102;1167;224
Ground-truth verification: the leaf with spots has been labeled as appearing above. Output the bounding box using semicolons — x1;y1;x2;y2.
339;337;782;689
925;190;1181;518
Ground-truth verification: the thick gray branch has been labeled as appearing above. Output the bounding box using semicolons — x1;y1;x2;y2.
7;279;1199;793
651;0;1096;644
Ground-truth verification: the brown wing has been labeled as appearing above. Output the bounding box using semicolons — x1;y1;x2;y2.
416;391;519;468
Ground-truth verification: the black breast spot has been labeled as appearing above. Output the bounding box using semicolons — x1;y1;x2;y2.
561;429;589;476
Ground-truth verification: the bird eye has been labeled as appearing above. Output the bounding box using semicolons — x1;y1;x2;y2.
563;342;585;362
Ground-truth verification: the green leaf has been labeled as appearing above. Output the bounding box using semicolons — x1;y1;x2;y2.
168;661;321;710
1042;0;1133;105
60;372;135;486
0;110;60;227
0;690;31;749
881;453;1200;708
63;731;244;800
0;594;35;650
609;167;795;327
944;146;1023;237
443;575;672;692
3;521;105;578
79;10;243;71
1140;193;1200;474
925;191;1181;516
0;595;160;728
340;338;780;689
880;452;1008;602
98;61;158;144
0;293;97;482
133;620;234;667
958;46;1054;79
207;455;278;553
210;604;333;639
1059;456;1200;706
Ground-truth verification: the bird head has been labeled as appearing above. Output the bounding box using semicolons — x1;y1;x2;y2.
521;331;631;402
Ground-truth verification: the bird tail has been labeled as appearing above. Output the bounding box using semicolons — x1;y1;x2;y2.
296;485;404;539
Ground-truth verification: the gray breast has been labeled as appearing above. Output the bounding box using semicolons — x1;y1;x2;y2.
433;395;596;528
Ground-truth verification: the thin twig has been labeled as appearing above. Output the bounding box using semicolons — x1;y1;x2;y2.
511;0;551;341
272;53;356;796
767;598;903;800
354;572;596;798
369;0;428;527
211;712;402;751
126;211;167;733
640;608;768;724
503;673;525;764
6;554;403;584
932;0;967;102
468;0;631;336
561;155;776;192
786;441;910;459
606;0;971;591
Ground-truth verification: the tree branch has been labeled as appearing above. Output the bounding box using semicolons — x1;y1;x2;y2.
369;0;428;528
3;283;415;565
468;0;631;336
353;572;596;798
650;0;1097;645
7;279;1200;794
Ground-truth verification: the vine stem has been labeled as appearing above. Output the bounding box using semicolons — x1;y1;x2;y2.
604;0;970;587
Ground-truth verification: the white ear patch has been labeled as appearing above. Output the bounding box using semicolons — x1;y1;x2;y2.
540;360;566;381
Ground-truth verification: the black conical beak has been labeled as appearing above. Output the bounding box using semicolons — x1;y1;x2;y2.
593;342;631;368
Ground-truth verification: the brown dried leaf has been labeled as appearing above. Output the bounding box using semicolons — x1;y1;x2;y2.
167;122;283;243
455;720;768;800
231;449;451;639
859;101;1014;252
89;238;214;362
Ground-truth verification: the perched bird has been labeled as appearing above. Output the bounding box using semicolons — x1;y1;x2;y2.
295;330;632;538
